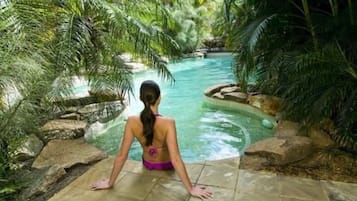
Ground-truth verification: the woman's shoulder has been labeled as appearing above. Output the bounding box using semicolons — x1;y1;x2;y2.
126;115;175;125
156;116;175;129
126;115;140;124
156;115;174;122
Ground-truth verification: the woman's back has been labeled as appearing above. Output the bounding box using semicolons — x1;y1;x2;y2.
128;115;173;163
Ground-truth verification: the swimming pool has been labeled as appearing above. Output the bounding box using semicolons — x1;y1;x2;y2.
85;54;273;162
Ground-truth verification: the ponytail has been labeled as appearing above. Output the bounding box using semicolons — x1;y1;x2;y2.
140;103;156;146
139;80;160;146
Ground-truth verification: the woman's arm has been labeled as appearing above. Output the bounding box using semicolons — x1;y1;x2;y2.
165;119;212;199
91;117;135;190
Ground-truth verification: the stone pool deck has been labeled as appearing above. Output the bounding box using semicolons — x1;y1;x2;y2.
49;157;357;201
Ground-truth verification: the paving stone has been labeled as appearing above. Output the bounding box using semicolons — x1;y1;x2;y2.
280;176;329;201
189;185;234;201
321;180;357;201
114;172;158;200
237;170;279;195
197;165;238;189
145;179;189;201
205;157;240;169
168;163;204;183
48;158;357;201
48;157;127;201
280;197;315;201
234;191;280;201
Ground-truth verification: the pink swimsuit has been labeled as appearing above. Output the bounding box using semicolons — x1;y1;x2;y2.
142;157;174;170
142;146;173;170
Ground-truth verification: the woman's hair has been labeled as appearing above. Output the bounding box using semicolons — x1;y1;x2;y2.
139;80;161;146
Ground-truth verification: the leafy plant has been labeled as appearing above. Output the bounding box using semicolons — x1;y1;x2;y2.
0;0;184;199
223;0;357;151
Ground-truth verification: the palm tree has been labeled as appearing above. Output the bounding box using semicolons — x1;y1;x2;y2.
0;0;181;199
223;0;357;151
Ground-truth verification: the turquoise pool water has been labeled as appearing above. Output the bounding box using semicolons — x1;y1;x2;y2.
85;55;273;162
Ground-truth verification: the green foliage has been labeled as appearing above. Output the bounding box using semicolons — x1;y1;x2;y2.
224;0;357;151
163;0;223;53
0;0;187;199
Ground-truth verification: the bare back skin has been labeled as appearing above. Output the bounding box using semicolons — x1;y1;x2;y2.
129;115;172;163
90;84;212;199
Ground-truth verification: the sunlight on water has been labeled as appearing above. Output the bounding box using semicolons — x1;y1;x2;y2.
86;55;273;162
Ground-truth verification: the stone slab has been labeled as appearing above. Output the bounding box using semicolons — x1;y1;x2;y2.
48;157;357;201
32;138;107;169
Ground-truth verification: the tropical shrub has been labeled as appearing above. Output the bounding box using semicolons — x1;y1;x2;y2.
224;0;357;151
0;0;182;199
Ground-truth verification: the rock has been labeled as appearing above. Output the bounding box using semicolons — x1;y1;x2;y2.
64;106;78;113
40;120;88;141
88;89;124;102
32;138;107;169
309;127;336;149
126;62;147;72
274;120;301;137
14;134;44;161
212;92;225;99
24;165;66;198
118;53;132;62
247;85;258;93
240;155;270;170
296;149;356;174
245;136;313;165
77;100;124;123
54;95;97;107
247;94;282;116
193;51;205;58
60;113;80;120
204;83;234;96
220;86;240;94
223;92;248;103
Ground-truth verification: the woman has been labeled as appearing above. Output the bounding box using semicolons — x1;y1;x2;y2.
91;80;213;199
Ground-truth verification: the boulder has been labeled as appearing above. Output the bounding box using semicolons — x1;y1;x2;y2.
14;134;44;161
220;86;240;94
23;165;66;198
40;119;87;141
60;113;80;120
54;95;97;107
193;51;205;58
274;120;301;137
240;155;270;170
247;94;282;116
32;138;107;169
204;83;234;96
64;106;79;113
223;92;248;103
244;136;313;165
309;127;336;149
77;100;124;123
89;89;124;102
212;92;225;99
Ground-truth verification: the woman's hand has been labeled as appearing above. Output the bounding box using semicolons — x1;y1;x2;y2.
90;178;112;190
190;185;213;199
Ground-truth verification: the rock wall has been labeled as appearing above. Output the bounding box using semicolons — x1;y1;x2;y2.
16;91;125;200
205;83;356;182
